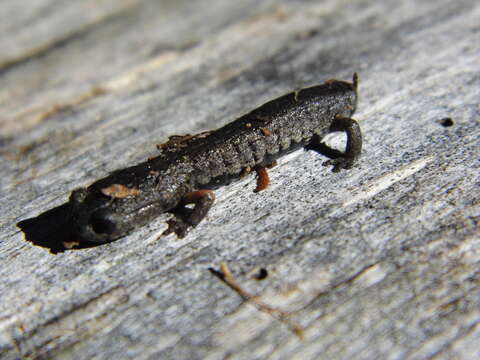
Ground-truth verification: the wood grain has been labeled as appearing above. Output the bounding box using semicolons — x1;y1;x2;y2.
1;0;479;359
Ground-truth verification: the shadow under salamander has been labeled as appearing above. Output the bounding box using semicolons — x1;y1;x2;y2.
17;203;100;254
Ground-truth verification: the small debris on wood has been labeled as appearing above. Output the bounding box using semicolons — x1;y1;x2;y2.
260;127;271;136
439;117;454;127
62;241;80;249
240;166;252;178
101;184;141;198
209;263;304;339
254;167;270;192
157;131;212;152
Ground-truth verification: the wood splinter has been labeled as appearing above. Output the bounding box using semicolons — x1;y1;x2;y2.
209;263;304;339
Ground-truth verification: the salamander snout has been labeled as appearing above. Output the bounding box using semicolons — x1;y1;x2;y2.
69;187;123;243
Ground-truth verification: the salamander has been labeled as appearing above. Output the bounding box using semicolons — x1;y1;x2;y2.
69;74;362;243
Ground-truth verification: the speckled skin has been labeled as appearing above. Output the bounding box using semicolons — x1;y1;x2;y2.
69;74;362;243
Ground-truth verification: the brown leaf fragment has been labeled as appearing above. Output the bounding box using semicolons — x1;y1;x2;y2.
254;167;269;192
260;127;271;136
101;184;141;198
156;131;212;152
240;166;252;177
62;241;80;249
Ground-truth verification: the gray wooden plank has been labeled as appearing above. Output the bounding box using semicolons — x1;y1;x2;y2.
1;0;479;359
0;0;280;136
0;0;138;67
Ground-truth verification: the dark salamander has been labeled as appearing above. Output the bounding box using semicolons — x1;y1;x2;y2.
69;74;362;243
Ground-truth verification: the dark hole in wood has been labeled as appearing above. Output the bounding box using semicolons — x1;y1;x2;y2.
255;268;269;280
439;118;454;127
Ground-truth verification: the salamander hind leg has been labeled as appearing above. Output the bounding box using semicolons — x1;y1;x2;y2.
306;116;362;172
163;190;215;238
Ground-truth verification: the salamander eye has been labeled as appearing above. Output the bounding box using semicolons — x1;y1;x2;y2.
89;210;116;235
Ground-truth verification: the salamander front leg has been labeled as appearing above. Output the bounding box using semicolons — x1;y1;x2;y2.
306;116;362;172
163;190;215;238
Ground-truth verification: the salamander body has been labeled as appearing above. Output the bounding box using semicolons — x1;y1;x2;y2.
69;74;362;243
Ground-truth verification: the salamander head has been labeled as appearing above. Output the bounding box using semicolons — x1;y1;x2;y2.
68;187;136;243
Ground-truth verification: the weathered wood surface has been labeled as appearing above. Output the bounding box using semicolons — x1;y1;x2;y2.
1;0;479;359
